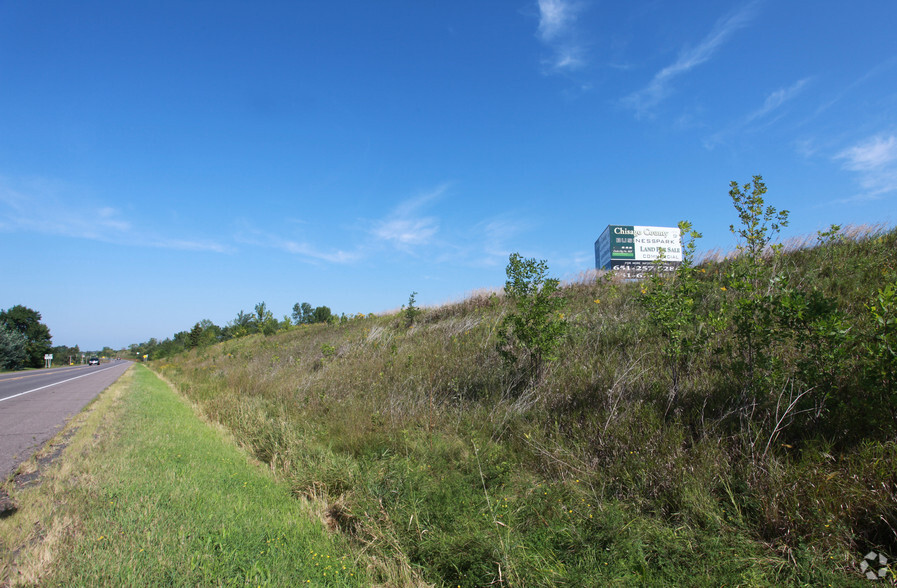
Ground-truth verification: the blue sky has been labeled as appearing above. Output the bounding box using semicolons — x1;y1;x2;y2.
2;0;896;350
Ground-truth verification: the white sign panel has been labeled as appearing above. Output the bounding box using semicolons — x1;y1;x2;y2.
632;226;682;262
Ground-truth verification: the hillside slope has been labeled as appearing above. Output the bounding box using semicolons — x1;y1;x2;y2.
157;224;897;586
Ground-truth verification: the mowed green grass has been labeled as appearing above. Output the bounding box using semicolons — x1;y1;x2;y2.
1;364;366;587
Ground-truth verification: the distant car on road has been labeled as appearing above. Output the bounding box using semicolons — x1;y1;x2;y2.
88;357;100;366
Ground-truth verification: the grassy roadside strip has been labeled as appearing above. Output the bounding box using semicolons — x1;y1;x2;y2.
0;364;368;587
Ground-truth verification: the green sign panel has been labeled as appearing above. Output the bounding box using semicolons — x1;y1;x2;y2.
607;225;635;259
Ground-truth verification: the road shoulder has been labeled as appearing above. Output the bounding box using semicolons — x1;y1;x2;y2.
0;364;364;587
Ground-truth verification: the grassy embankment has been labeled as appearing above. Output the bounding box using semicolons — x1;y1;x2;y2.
147;220;896;586
4;216;893;586
0;364;367;587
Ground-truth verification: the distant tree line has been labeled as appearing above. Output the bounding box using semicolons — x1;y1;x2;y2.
129;301;350;361
49;344;82;365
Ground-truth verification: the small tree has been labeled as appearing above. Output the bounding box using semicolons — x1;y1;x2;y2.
198;319;222;344
640;221;706;409
312;305;333;324
254;302;278;335
724;176;790;419
228;310;255;337
186;323;204;349
729;176;788;263
404;291;421;328
292;302;314;325
866;278;897;423
497;253;567;382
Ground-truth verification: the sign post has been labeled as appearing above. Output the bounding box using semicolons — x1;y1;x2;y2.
43;353;53;368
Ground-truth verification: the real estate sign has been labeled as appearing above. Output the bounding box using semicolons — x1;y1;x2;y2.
595;225;682;278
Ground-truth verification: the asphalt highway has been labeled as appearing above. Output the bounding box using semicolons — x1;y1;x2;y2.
0;360;132;480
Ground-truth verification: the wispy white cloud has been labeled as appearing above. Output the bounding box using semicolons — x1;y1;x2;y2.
744;78;811;124
538;0;573;41
794;137;820;159
236;184;548;272
834;134;897;200
433;216;534;268
536;0;587;74
269;238;361;263
704;77;811;148
0;180;128;239
837;135;897;171
372;218;439;247
813;57;897;118
144;237;230;253
0;176;229;252
371;184;447;250
623;1;759;117
478;218;527;262
233;221;362;263
234;184;449;263
238;184;544;269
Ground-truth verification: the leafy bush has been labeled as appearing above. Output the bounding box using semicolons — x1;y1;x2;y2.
497;253;567;383
403;291;421;328
0;304;52;368
0;322;28;370
865;278;897;423
640;220;709;408
723;175;790;416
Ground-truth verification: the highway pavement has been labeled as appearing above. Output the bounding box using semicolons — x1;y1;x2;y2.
0;360;132;481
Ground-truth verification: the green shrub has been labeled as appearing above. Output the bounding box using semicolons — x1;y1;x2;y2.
865;277;897;425
723;175;790;416
640;220;709;409
403;291;421;328
497;253;567;384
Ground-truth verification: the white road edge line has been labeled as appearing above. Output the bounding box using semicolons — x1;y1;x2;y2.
0;364;123;403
